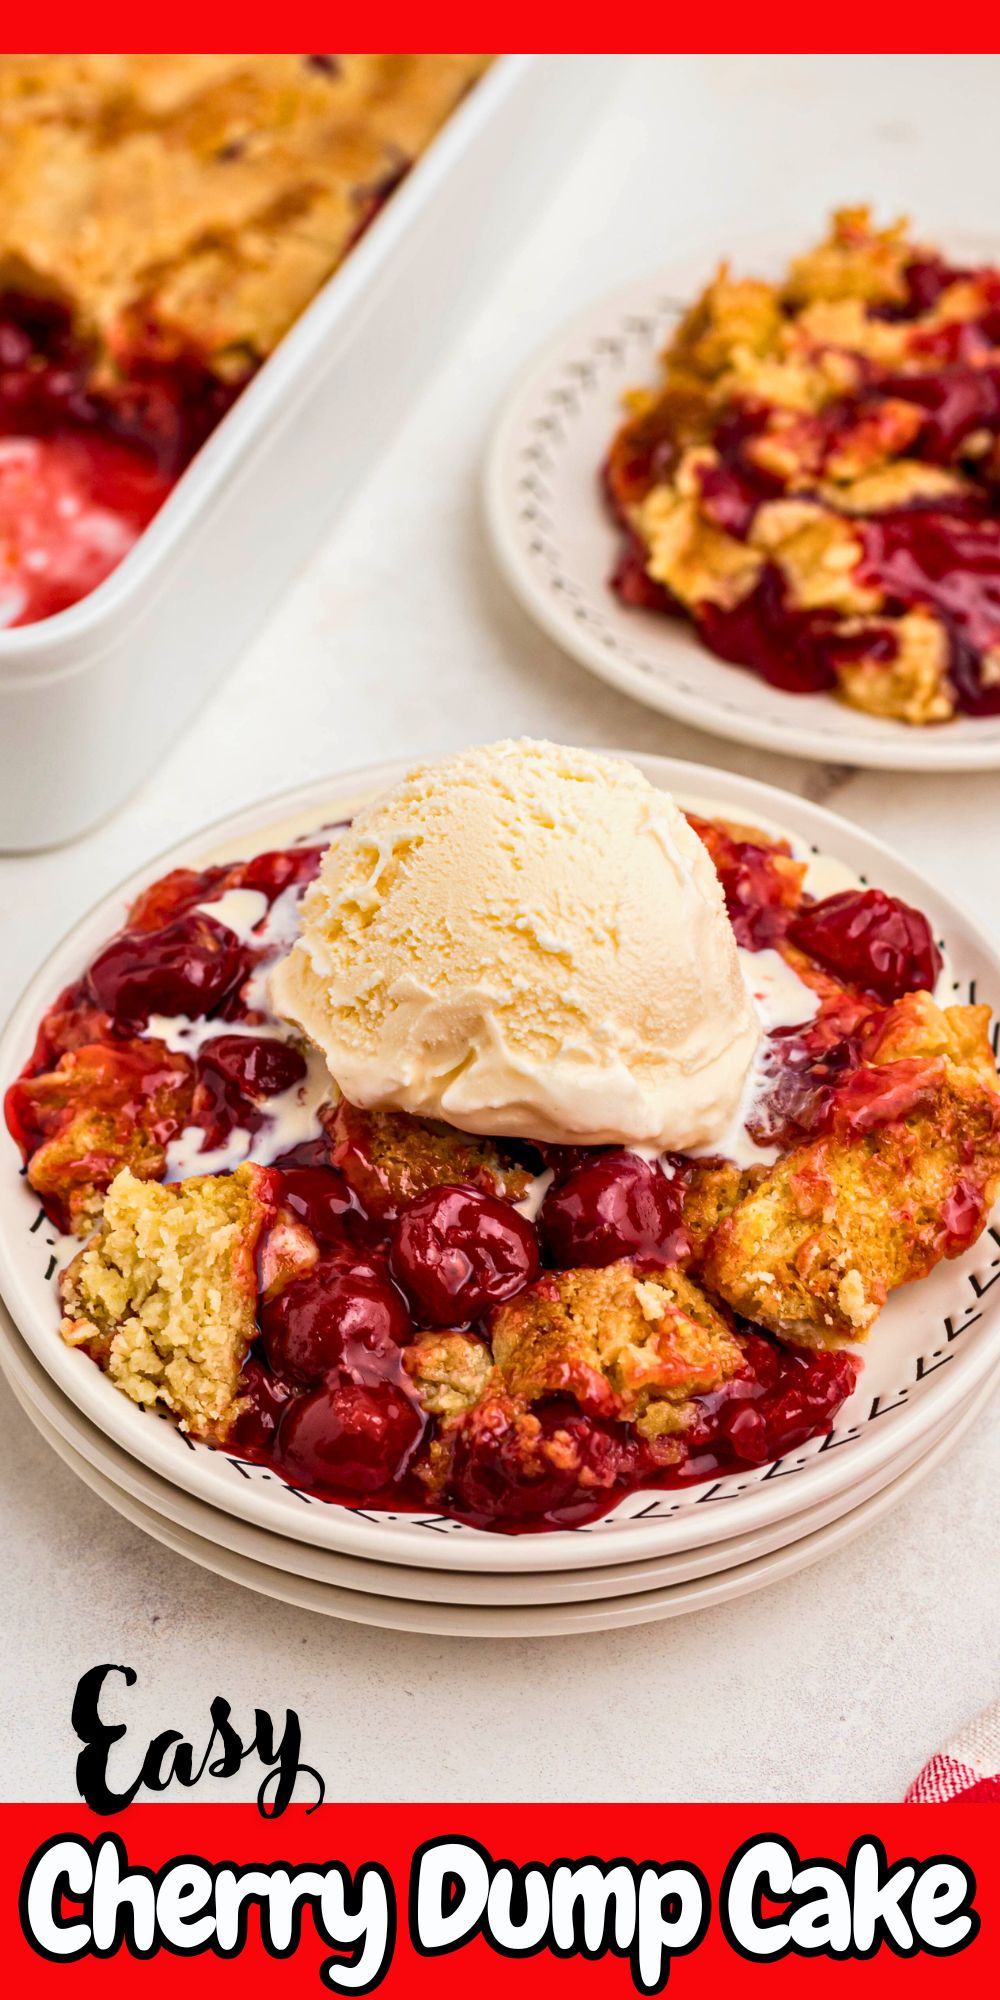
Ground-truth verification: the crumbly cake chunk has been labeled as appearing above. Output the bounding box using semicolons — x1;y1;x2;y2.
414;1392;642;1513
863;989;999;1086
702;1049;1000;1345
490;1260;743;1437
60;1162;274;1439
832;612;955;727
327;1097;535;1218
6;1040;195;1235
0;55;489;373
680;1158;763;1268
404;1330;495;1416
783;206;913;308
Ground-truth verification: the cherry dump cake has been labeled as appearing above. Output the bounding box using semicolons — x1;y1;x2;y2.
0;53;488;626
606;207;1000;724
7;744;1000;1533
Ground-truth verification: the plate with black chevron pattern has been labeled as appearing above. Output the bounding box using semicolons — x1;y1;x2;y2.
1;757;998;1572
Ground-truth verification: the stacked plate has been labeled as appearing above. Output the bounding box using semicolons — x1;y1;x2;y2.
2;757;999;1636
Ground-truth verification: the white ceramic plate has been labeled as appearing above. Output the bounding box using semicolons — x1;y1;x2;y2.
6;1301;990;1608
2;757;1000;1573
7;1353;992;1637
485;235;1000;772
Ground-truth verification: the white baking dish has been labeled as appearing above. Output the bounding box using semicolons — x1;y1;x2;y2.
0;54;605;851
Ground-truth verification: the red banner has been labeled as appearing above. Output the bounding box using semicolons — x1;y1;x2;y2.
3;1804;996;1995
7;17;995;49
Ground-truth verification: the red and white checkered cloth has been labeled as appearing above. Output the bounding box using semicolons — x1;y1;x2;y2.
906;1699;1000;1802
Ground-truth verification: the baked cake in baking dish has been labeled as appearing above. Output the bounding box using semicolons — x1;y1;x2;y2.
0;54;489;625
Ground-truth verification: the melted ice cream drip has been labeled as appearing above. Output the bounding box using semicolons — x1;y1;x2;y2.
164;1125;253;1177
513;1167;554;1222
241;883;309;1015
739;948;819;1033
195;888;269;940
145;874;334;1180
690;947;819;1171
133;816;859;1185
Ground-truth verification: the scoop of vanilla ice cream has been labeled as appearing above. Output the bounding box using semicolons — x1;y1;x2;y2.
270;739;759;1151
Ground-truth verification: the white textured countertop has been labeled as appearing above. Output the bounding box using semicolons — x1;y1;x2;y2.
1;54;998;1804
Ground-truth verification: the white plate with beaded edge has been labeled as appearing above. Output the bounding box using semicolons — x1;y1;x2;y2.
4;1300;991;1607
1;755;999;1573
484;233;1000;773
6;1345;995;1636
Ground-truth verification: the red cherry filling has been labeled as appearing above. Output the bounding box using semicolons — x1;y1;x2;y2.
939;1176;988;1253
3;1037;195;1233
820;1057;943;1137
87;912;253;1027
0;431;172;628
443;1337;859;1528
689;1335;859;1470
390;1185;540;1325
275;1165;370;1247
899;255;968;316
0;289;250;627
697;456;780;538
686;813;803;951
696;565;839;696
540;1151;686;1269
746;993;875;1148
855;506;1000;673
876;367;1000;462
125;846;324;934
609;531;678;612
260;1254;411;1387
789;889;941;1003
198;1034;306;1099
275;1378;424;1495
230;1356;293;1455
445;1400;643;1530
229;845;326;902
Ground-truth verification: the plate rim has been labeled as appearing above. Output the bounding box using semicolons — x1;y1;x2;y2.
484;234;1000;773
11;1352;993;1638
2;752;1000;1572
5;1299;987;1606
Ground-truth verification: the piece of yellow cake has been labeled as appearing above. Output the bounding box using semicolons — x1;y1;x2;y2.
60;1161;274;1440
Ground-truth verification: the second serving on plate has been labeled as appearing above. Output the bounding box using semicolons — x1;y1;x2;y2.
487;210;1000;769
